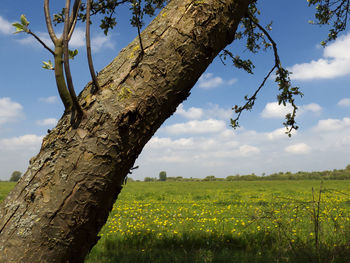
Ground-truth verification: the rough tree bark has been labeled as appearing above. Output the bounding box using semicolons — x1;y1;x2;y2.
0;0;250;262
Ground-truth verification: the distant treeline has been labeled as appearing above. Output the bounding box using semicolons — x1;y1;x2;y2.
139;164;350;182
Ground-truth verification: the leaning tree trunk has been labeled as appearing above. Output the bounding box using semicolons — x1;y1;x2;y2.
0;0;250;262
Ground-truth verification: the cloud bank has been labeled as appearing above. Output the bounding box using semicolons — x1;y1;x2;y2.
0;16;13;35
198;73;237;89
0;97;23;125
289;33;350;80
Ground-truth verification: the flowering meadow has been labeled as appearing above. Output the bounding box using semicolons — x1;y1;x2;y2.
85;180;350;263
1;180;350;262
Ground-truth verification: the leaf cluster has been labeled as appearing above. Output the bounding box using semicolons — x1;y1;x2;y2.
308;0;350;45
12;14;30;34
223;3;302;136
53;0;168;35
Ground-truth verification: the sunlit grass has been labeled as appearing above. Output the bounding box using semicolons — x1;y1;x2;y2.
86;181;350;263
0;182;16;202
1;180;350;262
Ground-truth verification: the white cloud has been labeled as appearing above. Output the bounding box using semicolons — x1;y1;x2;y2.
198;73;224;89
261;102;294;119
0;134;43;151
143;133;258;166
17;28;84;48
148;137;194;149
132;117;350;179
285;143;311;154
266;127;297;140
314;117;350;132
176;104;232;120
239;145;260;156
69;28;85;47
36;118;58;126
302;103;322;113
227;78;238;85
17;31;52;48
91;34;114;52
163;119;226;135
39;96;58;104
261;102;322;119
0;97;23;125
289;33;350;80
0;134;44;180
205;104;232;120
0;16;13;35
338;98;350;107
176;104;203;119
71;28;114;52
197;73;237;89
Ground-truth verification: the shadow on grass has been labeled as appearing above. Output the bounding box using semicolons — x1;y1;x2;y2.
85;231;350;263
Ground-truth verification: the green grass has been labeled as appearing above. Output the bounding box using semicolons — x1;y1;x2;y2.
1;180;350;262
0;181;16;202
86;181;350;263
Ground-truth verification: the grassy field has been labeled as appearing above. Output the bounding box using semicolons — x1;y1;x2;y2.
0;182;15;202
1;180;350;262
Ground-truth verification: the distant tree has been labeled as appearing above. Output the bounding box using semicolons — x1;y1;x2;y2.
203;175;216;181
127;177;135;182
159;171;167;181
9;171;22;182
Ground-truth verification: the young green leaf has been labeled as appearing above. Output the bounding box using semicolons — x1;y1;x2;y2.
20;14;29;27
12;14;30;34
68;49;79;60
42;60;54;70
12;23;25;34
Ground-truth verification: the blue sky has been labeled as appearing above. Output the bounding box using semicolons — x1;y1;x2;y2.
0;1;350;180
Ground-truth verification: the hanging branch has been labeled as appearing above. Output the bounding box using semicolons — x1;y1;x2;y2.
86;0;101;93
63;0;84;125
308;0;350;45
231;13;303;136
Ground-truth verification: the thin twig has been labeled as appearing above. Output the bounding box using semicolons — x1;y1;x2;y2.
233;65;276;124
28;30;55;56
68;0;81;40
232;13;299;135
249;16;279;66
69;0;81;30
86;0;101;93
63;0;84;125
135;0;144;55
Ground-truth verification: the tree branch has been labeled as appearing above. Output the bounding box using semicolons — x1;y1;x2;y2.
130;0;144;55
231;13;302;136
86;0;101;93
249;15;300;134
44;0;58;43
63;0;84;126
69;0;81;28
28;30;55;56
68;0;81;40
135;0;145;55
